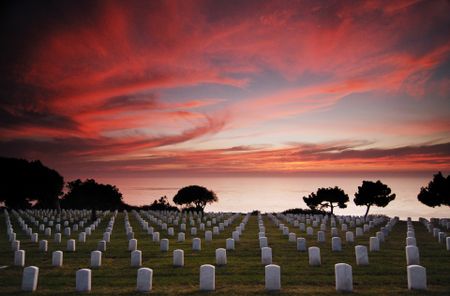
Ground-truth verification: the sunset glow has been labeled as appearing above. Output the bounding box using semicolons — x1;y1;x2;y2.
1;0;449;182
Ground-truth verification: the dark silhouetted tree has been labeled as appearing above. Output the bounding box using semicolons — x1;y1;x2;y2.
354;180;396;219
0;157;64;209
173;185;218;212
142;196;179;211
303;186;349;215
61;179;126;210
417;172;450;207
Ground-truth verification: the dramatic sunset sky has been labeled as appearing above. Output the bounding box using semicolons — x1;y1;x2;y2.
1;1;449;187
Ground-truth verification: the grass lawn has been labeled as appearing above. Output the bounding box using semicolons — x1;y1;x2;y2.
0;211;449;295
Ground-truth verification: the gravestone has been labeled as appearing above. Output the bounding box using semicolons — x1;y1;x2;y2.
406;245;420;265
76;269;91;292
346;231;354;243
215;248;227;265
199;264;215;291
355;245;369;266
129;239;138;251
407;265;427;290
226;238;235;250
192;238;201;251
98;240;107;252
173;249;184;267
131;250;142;267
297;237;307;251
332;237;342;252
136;268;153;292
39;240;48;252
52;251;63;267
91;251;102;268
160;239;169;252
370;237;380;251
335;263;352;292
261;247;272;265
259;237;268;248
265;264;281;291
14;250;25;266
22;266;39;292
178;232;185;242
308;247;321;266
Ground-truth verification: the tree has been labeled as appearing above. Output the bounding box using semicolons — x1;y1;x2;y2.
354;180;396;219
61;179;126;210
417;172;450;207
0;157;64;209
142;196;179;211
173;185;218;212
303;186;349;215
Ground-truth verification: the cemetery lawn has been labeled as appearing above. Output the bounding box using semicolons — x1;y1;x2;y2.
0;212;449;295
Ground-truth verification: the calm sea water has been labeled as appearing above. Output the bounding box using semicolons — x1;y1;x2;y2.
103;176;449;220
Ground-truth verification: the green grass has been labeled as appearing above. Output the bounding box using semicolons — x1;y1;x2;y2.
0;211;449;295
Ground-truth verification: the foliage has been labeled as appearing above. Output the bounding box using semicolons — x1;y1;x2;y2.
0;157;64;209
283;207;327;215
61;179;126;210
302;186;349;215
417;172;450;207
141;196;179;211
354;180;396;218
173;185;218;212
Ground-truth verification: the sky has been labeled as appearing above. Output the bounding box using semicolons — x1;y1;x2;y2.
1;0;449;183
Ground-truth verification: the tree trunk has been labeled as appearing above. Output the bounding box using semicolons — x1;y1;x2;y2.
364;204;371;220
330;203;334;216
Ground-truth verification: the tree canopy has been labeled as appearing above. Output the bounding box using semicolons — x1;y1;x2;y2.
354;180;396;219
173;185;218;212
0;157;64;209
142;196;179;211
303;186;349;215
61;179;126;210
417;172;450;207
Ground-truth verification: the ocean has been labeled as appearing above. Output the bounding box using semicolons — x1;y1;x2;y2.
103;175;449;220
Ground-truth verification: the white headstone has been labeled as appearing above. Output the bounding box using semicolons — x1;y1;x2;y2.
232;231;240;241
160;239;169;252
265;264;281;291
317;231;325;242
91;250;102;268
215;248;227;266
52;251;63;267
297;237;307;251
226;238;235;250
370;237;380;251
178;232;185;242
406;245;420;265
15;250;25;266
308;247;321;266
199;264;215;291
335;263;352;292
406;237;416;246
288;233;296;242
259;237;268;248
136;267;153;292
78;232;86;243
22;266;39;291
76;269;91;292
152;232;160;242
332;237;342;252
67;239;76;252
407;265;427;290
98;240;107;252
103;232;110;242
346;231;354;243
261;247;272;265
205;230;213;241
192;238;201;251
355;245;369;266
131;250;142;267
173;249;184;267
39;240;48;252
54;233;61;243
129;239;138;251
